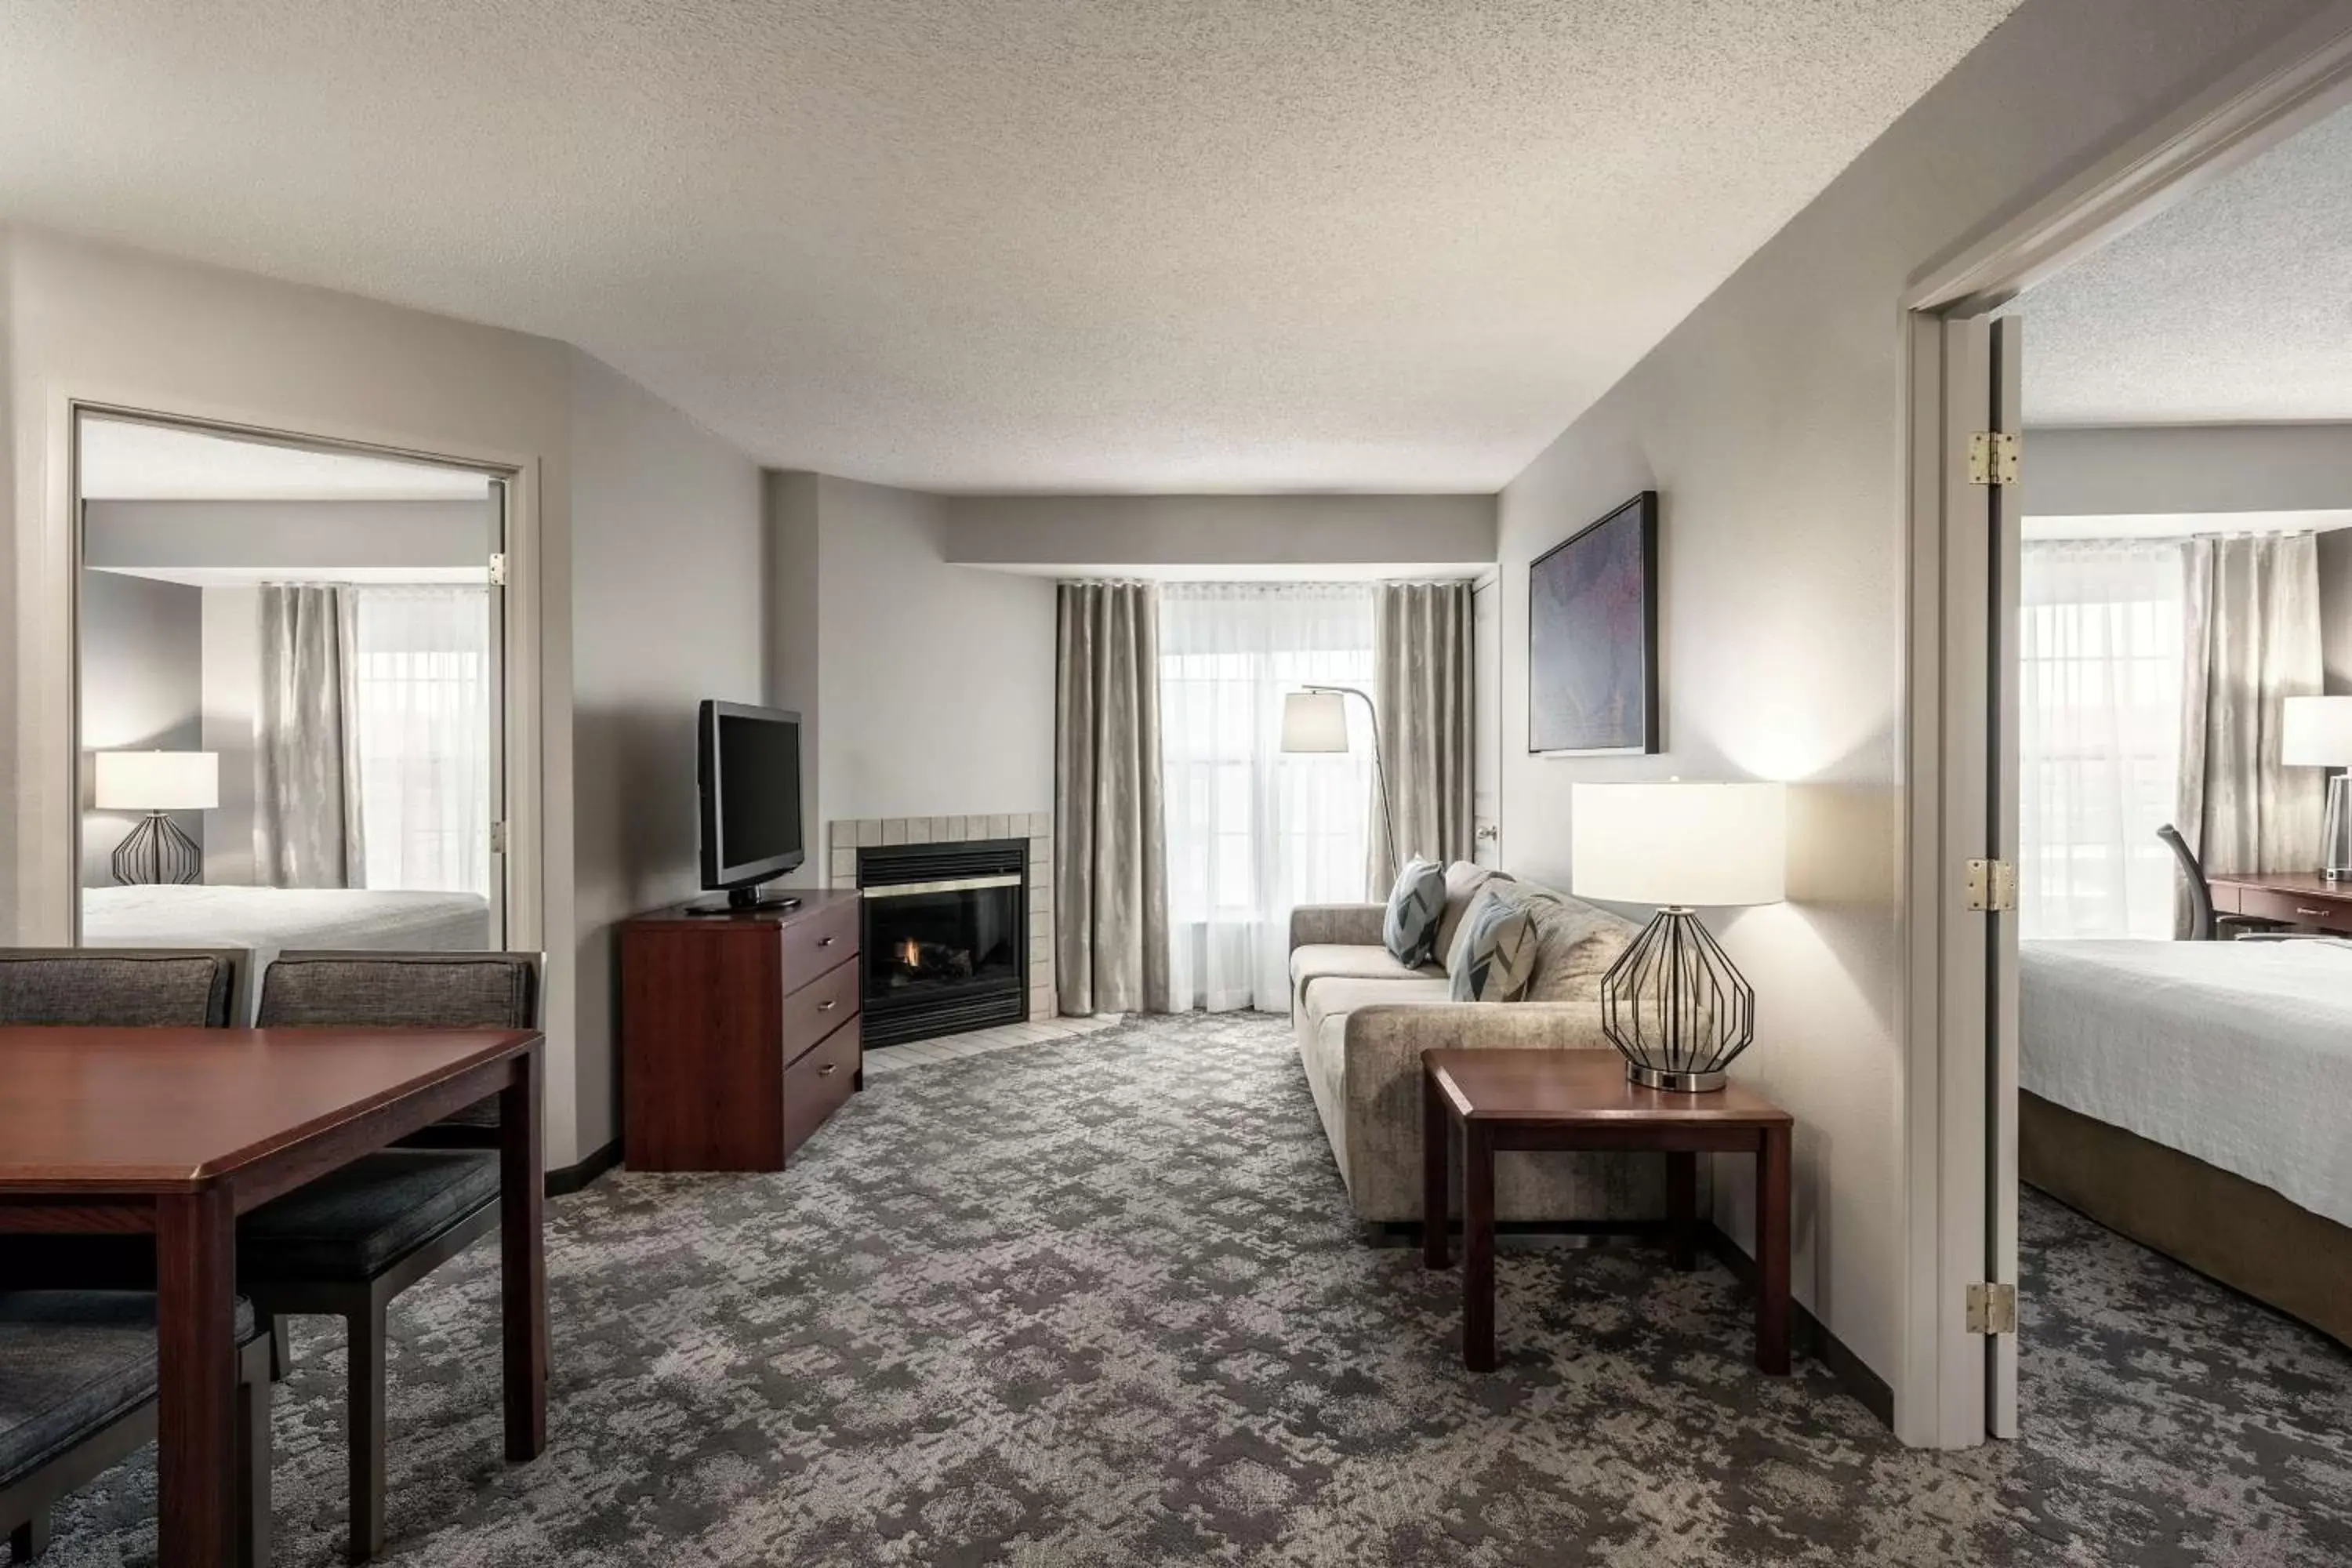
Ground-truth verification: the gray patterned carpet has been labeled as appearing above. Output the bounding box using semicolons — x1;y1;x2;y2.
39;1011;2352;1565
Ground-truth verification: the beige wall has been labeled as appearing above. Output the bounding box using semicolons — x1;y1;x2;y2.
944;492;1494;575
1493;0;2341;1410
2021;423;2352;517
78;569;204;885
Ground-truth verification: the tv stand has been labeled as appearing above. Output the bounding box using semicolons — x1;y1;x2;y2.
684;887;804;916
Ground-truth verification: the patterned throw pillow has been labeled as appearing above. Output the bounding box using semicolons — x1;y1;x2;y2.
1447;890;1539;1003
1382;856;1448;968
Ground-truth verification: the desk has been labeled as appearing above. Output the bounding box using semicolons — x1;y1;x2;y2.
0;1027;546;1566
1421;1048;1793;1374
2210;872;2352;935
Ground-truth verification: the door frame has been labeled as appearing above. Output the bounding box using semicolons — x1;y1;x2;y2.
1895;10;2352;1449
26;398;542;959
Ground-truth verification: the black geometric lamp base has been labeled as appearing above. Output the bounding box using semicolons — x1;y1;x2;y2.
111;811;202;886
1599;907;1756;1093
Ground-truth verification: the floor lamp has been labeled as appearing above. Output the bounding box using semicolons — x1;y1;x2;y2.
1281;686;1398;874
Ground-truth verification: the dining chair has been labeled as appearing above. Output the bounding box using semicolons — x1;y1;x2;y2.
0;949;241;1028
1;1291;273;1567
2154;825;2288;941
238;950;541;1563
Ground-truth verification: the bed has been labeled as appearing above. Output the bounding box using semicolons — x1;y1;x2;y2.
82;884;492;982
2020;938;2352;1347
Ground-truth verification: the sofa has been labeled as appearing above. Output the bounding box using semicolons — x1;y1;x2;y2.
1287;862;1664;1232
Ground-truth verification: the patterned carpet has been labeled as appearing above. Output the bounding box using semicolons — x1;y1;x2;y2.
38;1011;2352;1566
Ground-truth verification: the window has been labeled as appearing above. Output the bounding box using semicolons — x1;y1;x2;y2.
1160;584;1375;1009
2018;542;2184;938
350;586;493;896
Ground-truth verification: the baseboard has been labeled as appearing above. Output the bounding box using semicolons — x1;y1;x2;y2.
546;1138;622;1197
1699;1221;1894;1429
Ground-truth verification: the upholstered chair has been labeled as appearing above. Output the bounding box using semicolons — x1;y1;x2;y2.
238;950;541;1563
0;949;241;1029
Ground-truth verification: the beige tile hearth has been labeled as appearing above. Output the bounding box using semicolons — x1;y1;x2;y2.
827;811;1058;1021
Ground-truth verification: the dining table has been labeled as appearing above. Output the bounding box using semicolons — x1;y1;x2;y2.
0;1025;548;1567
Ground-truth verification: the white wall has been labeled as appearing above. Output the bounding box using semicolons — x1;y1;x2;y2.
200;586;260;884
78;569;203;884
944;492;1494;575
82;498;492;572
2021;423;2352;517
567;349;765;1159
1492;0;2342;1414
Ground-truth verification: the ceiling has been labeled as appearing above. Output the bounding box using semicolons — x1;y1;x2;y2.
2022;102;2352;426
0;2;2019;493
79;419;493;501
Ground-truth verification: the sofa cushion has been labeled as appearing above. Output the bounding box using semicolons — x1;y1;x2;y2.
1289;943;1441;993
1434;863;1511;966
1381;857;1447;967
1486;881;1642;1002
0;1290;256;1487
1447;891;1539;1003
1302;975;1453;1040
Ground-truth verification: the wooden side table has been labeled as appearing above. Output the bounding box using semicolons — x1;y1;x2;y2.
1421;1047;1793;1374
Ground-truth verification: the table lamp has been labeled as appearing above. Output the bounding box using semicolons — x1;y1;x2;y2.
1570;779;1787;1092
94;750;217;885
1282;687;1398;873
2283;695;2352;881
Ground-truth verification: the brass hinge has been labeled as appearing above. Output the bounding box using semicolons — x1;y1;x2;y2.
489;821;510;855
1967;431;2020;486
488;551;510;587
1963;858;2017;913
1966;1281;2017;1334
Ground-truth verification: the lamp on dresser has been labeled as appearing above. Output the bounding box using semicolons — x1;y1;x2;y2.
93;750;217;885
2283;695;2352;881
1570;779;1787;1092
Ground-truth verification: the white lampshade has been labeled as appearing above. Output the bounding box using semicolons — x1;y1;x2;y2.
1571;780;1787;908
1280;691;1352;753
93;750;219;811
2282;696;2352;767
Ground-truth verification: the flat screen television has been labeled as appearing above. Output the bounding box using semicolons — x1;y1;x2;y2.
695;700;805;912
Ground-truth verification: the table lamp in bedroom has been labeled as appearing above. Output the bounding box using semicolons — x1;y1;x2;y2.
2284;696;2352;881
1570;779;1787;1092
94;750;217;886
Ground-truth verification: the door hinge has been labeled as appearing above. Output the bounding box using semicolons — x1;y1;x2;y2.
1967;430;2020;486
488;551;510;587
1966;1280;2017;1335
489;820;510;855
1963;858;2017;913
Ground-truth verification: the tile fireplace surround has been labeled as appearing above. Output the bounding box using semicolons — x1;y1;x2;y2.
827;814;1055;1023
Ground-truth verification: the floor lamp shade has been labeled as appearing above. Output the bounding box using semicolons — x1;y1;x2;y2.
94;750;216;885
1571;781;1786;1092
2283;696;2352;880
1279;690;1352;753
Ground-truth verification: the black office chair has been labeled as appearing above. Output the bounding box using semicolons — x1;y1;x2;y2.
2155;825;2288;941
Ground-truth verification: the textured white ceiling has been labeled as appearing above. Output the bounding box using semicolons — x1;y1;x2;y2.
80;419;493;500
2;2;2018;492
2023;103;2352;426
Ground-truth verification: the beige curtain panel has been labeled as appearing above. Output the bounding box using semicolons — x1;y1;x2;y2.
1368;581;1475;893
256;583;366;889
2177;532;2324;934
1054;582;1171;1015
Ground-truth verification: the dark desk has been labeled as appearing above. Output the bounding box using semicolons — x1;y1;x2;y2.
2210;872;2352;935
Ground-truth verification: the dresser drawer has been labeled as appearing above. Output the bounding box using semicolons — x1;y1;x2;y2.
781;1018;858;1160
2234;886;2352;933
782;953;860;1061
779;895;860;994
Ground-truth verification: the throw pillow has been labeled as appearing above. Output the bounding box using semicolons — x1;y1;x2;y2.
1448;890;1539;1003
1382;856;1447;968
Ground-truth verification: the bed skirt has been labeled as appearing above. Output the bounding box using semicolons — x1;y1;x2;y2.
2021;1092;2352;1352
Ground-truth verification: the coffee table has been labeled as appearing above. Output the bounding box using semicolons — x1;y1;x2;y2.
1421;1047;1793;1374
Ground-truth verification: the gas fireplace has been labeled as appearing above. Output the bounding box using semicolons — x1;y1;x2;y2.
857;837;1029;1046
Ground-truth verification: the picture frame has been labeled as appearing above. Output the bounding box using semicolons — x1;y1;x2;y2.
1527;490;1659;756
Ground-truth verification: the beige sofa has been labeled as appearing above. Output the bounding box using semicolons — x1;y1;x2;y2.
1288;863;1664;1232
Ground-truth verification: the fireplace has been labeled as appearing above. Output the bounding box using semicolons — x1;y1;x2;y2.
857;838;1029;1046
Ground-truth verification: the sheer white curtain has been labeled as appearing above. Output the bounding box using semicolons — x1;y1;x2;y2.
1160;584;1376;1011
2019;541;2186;938
349;586;493;896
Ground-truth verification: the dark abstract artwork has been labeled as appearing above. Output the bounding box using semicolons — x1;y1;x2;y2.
1529;492;1658;754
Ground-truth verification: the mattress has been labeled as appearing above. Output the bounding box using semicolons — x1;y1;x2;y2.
2020;938;2352;1229
83;884;492;982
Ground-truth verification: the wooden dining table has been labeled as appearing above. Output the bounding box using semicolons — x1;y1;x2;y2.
0;1026;548;1567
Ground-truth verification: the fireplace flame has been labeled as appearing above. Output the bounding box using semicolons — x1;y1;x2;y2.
898;938;922;969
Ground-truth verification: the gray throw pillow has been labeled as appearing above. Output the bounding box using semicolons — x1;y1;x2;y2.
1382;856;1447;968
1447;889;1539;1003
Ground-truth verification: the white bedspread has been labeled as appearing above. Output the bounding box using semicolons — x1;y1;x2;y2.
83;884;491;978
2021;938;2352;1229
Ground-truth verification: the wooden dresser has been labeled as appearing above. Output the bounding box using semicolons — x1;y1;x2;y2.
619;889;862;1171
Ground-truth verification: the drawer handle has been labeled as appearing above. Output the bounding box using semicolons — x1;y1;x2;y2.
2297;907;2329;918
818;1000;837;1011
817;935;837;948
816;1062;839;1076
